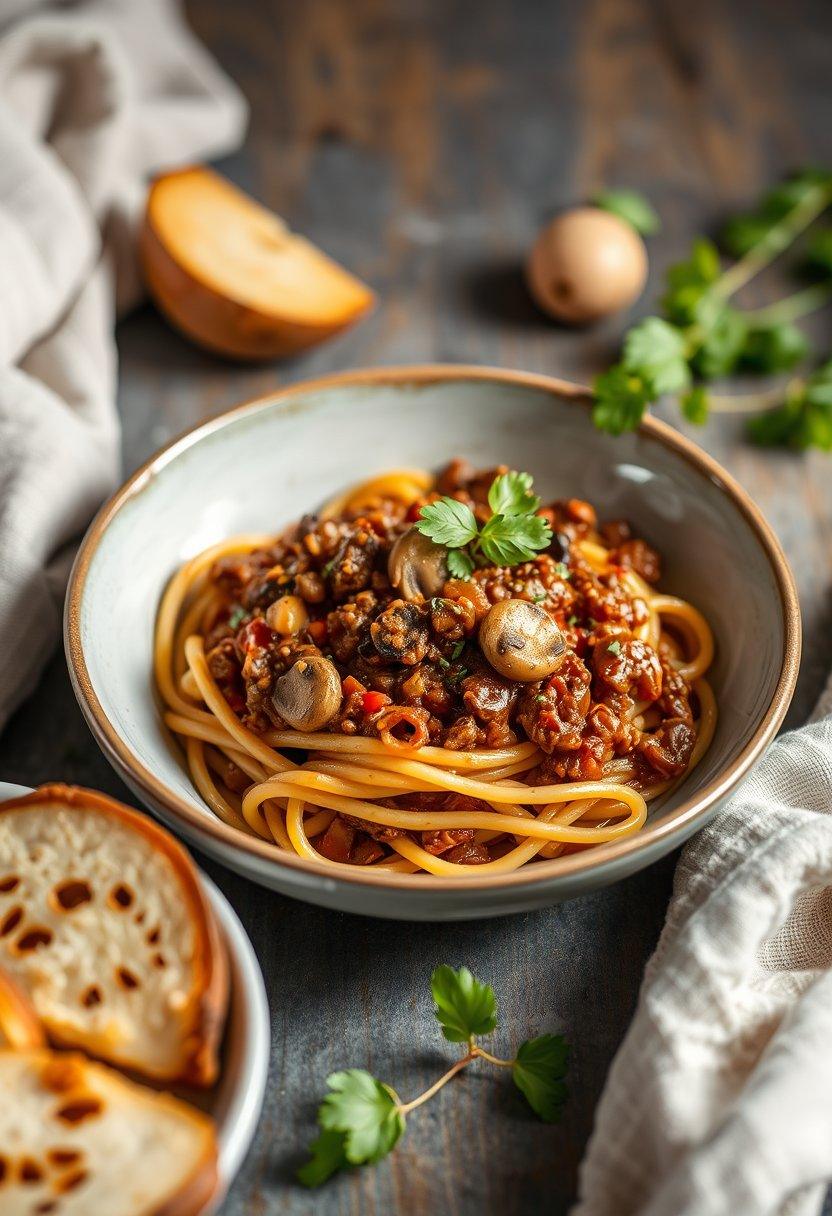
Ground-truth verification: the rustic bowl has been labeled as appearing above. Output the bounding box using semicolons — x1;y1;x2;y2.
65;366;800;920
0;782;269;1212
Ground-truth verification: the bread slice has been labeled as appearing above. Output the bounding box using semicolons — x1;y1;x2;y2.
0;785;228;1085
0;1049;217;1215
0;966;44;1049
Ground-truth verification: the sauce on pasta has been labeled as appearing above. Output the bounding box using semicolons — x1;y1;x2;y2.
155;459;716;877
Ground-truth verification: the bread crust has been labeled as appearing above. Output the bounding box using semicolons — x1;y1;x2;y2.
0;784;229;1086
0;1048;220;1216
0;965;45;1049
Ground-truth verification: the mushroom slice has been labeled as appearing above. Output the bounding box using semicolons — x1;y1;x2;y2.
388;527;448;601
479;599;566;682
272;655;342;731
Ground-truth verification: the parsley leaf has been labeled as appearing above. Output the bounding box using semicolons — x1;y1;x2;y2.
478;512;552;567
740;323;809;373
512;1034;570;1123
227;605;247;630
747;360;832;450
431;965;498;1043
690;302;747;378
606;640;622;656
592;366;653;434
681;386;710;425
593;189;660;235
487;470;540;516
623;316;691;394
446;547;475;578
297;1128;350;1186
804;228;832;277
416;498;478;549
662;238;721;325
418;471;551;571
318;1070;405;1165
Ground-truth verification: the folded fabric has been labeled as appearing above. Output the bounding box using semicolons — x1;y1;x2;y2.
576;677;832;1216
0;0;247;731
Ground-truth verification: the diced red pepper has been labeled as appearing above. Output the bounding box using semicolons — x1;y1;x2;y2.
238;617;273;652
361;690;391;715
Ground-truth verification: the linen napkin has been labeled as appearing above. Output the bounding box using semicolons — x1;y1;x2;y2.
576;676;832;1216
0;0;247;732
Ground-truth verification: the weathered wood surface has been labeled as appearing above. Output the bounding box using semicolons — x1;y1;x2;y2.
1;0;831;1212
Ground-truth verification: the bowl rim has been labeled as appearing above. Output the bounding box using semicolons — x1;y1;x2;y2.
65;363;802;895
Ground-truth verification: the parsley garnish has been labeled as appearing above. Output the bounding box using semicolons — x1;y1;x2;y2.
417;471;552;576
451;641;465;660
227;605;247;630
589;170;832;446
607;640;622;656
747;360;832;450
532;593;547;603
298;965;569;1186
593;188;660;236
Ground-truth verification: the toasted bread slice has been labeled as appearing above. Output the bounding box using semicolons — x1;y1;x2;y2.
0;785;228;1085
0;1049;217;1215
0;966;44;1049
140;166;375;359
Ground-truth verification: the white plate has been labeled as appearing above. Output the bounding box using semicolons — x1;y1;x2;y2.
0;782;269;1214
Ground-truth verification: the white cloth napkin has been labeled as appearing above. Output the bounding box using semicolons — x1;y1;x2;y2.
576;677;832;1216
0;0;246;731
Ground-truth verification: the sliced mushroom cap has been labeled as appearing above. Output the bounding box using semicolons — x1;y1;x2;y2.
478;599;566;682
388;526;448;601
271;655;342;731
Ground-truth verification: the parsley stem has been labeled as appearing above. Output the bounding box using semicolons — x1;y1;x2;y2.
395;1054;475;1115
712;184;832;301
472;1045;515;1068
740;282;832;327
707;381;800;414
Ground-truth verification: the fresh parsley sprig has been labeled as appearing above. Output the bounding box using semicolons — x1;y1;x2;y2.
297;965;569;1187
416;470;552;577
593;188;660;236
590;170;832;445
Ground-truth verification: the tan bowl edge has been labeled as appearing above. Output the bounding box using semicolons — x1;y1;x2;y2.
64;364;802;894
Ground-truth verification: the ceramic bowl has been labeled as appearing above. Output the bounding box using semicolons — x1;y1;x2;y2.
0;782;270;1212
65;366;800;920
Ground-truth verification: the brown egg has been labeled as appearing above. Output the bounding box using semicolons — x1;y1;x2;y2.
525;206;648;325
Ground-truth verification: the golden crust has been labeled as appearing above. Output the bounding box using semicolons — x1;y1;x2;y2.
0;784;229;1087
0;965;45;1049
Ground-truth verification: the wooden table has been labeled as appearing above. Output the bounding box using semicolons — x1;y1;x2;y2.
2;1;831;1212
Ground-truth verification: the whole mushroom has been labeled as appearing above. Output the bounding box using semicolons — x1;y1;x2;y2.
271;655;342;731
526;206;648;325
479;599;566;682
388;526;448;601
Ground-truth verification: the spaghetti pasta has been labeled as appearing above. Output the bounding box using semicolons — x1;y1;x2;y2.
155;460;716;877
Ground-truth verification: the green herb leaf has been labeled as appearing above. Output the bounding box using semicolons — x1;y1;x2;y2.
804;228;832;277
478;512;552;567
416;498;479;549
297;1128;350;1187
747;360;832;450
592;365;653;434
662;238;721;324
227;605;247;630
512;1034;570;1123
487;470;541;517
740;323;809;373
681;387;710;425
606;640;622;656
431;965;498;1043
451;641;465;660
318;1070;405;1165
722;170;832;256
690;302;747;378
593;189;660;235
446;548;475;579
623;316;691;394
